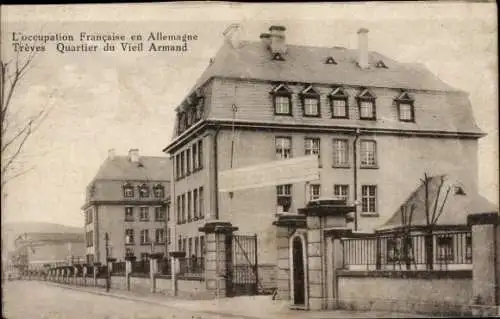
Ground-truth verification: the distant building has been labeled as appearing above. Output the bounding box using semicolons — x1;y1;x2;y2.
12;232;85;271
163;24;485;265
82;149;170;264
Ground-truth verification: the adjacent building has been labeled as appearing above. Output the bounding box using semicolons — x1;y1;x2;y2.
82;149;170;264
163;25;484;264
12;232;85;271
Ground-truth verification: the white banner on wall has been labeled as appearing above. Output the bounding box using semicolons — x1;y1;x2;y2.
218;155;319;192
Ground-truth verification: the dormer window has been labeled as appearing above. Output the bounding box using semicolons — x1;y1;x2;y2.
271;83;293;116
375;60;388;68
325;57;338;65
153;184;165;198
123;183;134;198
395;91;415;122
300;85;320;117
273;52;285;61
138;184;150;198
329;87;349;119
195;97;205;121
357;88;376;120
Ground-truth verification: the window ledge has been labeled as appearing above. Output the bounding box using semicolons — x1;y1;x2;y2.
139;219;150;222
274;114;293;117
359;118;377;121
399;119;415;123
140;243;153;246
332;165;351;169
125;243;135;246
360;165;379;170
360;213;379;218
125;219;135;222
303;114;321;118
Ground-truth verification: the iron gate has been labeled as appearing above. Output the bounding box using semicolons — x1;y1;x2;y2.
225;234;258;297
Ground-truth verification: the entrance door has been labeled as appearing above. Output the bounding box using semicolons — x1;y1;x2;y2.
292;237;305;305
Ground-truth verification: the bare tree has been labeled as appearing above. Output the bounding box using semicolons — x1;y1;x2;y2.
1;51;51;189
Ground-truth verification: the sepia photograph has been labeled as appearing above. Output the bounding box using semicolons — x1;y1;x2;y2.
1;2;498;318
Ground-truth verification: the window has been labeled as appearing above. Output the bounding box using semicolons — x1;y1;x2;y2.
333;139;349;167
140;229;150;244
276;137;292;160
85;209;93;225
125;229;134;245
395;92;415;122
271;84;292;116
308;184;320;202
155;229;165;244
176;195;181;224
199;187;204;218
125;207;134;221
186;149;191;175
86;231;94;247
329;87;349;119
187;191;192;221
181;194;186;223
361;185;377;215
188;238;193;256
125;248;134;258
325;56;337;65
178;238;182;252
357;89;376;120
195;237;199;256
305;138;320;165
138;184;149;198
154;206;166;221
139;207;150;221
197;140;203;169
193;189;198;219
153;185;165;198
277;184;292;213
466;235;472;261
300;85;320;117
123;183;134;198
333;184;349;201
180;152;185;177
175;154;181;179
183;238;187;253
167;227;171;244
360;140;377;167
140;253;149;261
200;236;205;255
166;203;170;221
195;97;205;121
437;236;454;262
192;143;198;170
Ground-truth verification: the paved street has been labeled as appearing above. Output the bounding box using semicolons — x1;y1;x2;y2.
2;280;234;319
2;280;429;319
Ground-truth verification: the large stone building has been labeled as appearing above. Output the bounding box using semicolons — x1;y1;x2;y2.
163;25;484;264
82;149;170;264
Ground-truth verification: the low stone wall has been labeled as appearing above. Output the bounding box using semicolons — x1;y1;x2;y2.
129;274;151;293
258;264;277;292
176;278;207;299
111;275;127;290
155;275;173;295
336;270;482;316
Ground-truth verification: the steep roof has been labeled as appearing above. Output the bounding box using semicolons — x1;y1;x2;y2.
189;41;460;97
379;176;498;230
93;155;170;181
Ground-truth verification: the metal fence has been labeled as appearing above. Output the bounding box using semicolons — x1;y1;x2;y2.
342;230;472;271
178;256;205;279
111;261;126;275
158;258;172;275
131;260;150;274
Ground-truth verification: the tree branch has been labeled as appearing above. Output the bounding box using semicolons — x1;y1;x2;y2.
433;186;451;224
430;176;445;226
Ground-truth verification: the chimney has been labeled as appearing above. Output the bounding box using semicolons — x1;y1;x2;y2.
357;28;369;69
260;33;271;49
128;148;139;163
269;25;287;55
222;23;242;49
108;148;116;160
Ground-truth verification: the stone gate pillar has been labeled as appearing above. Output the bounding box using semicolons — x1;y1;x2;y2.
298;199;354;311
468;212;500;316
124;255;136;291
272;214;307;301
149;253;162;293
199;221;238;298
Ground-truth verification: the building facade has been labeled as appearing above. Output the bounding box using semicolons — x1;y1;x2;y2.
82;149;170;264
163;25;484;264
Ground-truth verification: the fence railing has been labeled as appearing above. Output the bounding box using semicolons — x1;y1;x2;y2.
158;258;172;275
342;230;472;271
131;260;150;274
178;256;205;279
111;261;126;275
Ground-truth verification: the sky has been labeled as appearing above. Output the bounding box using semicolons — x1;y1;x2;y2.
1;2;498;228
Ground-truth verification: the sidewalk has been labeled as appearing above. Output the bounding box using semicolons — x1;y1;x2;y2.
44;281;429;318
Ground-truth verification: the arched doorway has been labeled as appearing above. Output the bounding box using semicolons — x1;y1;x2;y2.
292;236;305;306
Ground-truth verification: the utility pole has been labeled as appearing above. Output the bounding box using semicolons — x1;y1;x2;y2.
105;232;110;292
